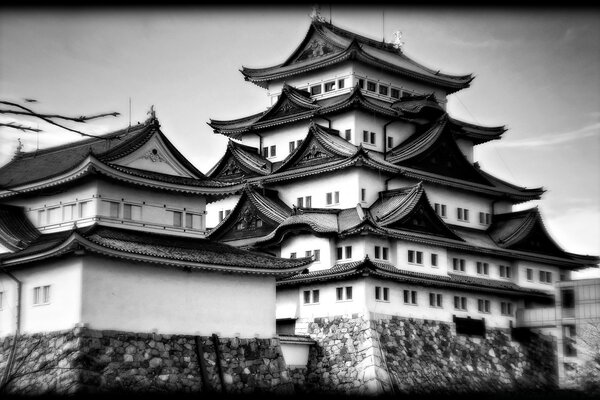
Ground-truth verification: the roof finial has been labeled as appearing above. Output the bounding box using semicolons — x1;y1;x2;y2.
13;138;23;159
310;5;325;22
147;105;156;120
392;30;405;51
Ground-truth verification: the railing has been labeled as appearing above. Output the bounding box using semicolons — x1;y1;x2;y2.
516;307;557;327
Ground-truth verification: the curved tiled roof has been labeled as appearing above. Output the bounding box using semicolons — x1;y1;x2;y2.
206;141;271;180
0;204;40;251
0;224;311;276
241;20;473;93
369;182;424;226
278;257;551;299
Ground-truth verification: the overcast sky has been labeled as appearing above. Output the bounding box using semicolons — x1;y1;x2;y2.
0;6;598;277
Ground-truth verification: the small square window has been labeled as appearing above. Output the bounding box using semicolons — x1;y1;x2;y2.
345;129;351;140
338;79;345;89
387;137;393;149
345;286;352;300
314;249;320;262
326;192;333;205
310;85;322;95
391;88;400;99
262;147;269;158
367;81;377;91
431;254;438;267
382;247;389;261
336;287;343;301
218;211;224;222
270;145;276;157
306;196;312;208
358;78;365;89
336;247;343;260
375;246;381;259
324;81;336;92
172;211;182;227
297;197;304;208
527;268;533;281
383;287;389;301
370;132;376;144
312;290;319;303
303;290;310;304
334;191;339;204
361;188;366;202
363;130;369;143
378;85;388;96
289;141;296;153
345;246;352;259
290;252;297;259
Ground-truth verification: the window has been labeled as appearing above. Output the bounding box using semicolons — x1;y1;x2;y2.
326;191;339;205
47;206;61;224
540;271;553;284
429;293;443;308
37;209;46;225
79;201;91;218
123;204;142;221
336;247;343;260
378;85;388;96
218;211;224;222
310;85;322;95
501;301;513;316
476;262;489;275
434;203;447;218
303;290;319;304
375;286;389;301
172;211;182;227
374;246;389;260
499;265;512;278
313;249;320;262
387;136;393;149
345;246;352;259
391;88;400;99
477;299;491;313
454;296;467;310
345;129;351;140
403;290;417;305
452;258;466;272
63;204;75;221
370;132;376;144
336;286;353;301
262;147;269;158
101;201;119;219
363;130;369;143
305;196;312;208
324;81;335;92
297;139;303;147
361;188;366;202
185;213;195;229
290;252;297;259
270;145;276;157
408;250;423;265
367;81;377;91
526;268;533;281
358;78;365;89
479;212;491;225
33;285;50;305
457;208;469;221
431;254;438;267
297;197;304;208
289;141;296;153
338;79;345;89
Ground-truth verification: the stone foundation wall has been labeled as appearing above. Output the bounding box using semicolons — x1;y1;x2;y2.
299;313;557;395
0;327;293;395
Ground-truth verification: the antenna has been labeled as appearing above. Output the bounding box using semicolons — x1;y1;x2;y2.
329;4;332;24
382;10;385;42
129;97;132;127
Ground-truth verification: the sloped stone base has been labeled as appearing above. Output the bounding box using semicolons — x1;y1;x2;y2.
297;313;557;394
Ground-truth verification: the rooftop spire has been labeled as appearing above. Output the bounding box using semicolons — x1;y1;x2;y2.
392;30;404;52
309;5;325;22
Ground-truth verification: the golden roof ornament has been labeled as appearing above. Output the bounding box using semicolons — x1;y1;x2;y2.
392;30;405;51
147;105;156;120
310;5;325;22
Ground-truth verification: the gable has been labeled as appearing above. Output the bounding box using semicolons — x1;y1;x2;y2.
276;133;343;174
384;200;459;239
507;219;565;256
111;133;197;178
292;32;339;64
401;133;491;186
211;154;263;182
211;199;279;242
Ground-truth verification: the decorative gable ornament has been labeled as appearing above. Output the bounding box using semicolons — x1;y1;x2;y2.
392;31;404;51
141;148;166;163
309;5;325;22
222;159;242;176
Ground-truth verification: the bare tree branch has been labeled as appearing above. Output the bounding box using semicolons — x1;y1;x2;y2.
0;122;42;133
0;100;120;139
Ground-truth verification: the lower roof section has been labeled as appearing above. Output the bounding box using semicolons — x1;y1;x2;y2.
277;256;553;301
0;223;312;277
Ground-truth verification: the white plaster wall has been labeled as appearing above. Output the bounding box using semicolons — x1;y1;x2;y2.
281;234;331;272
0;258;83;337
364;277;516;328
396;242;448;276
446;250;516;282
205;195;241;229
388;178;494;230
515;260;562;291
296;278;369;319
80;255;277;338
241;122;311;163
276;287;300;320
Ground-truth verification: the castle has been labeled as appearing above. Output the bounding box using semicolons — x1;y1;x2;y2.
0;15;598;395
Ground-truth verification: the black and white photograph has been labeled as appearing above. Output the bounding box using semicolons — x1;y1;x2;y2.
0;4;599;399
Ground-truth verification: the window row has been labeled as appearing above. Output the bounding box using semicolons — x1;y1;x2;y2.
452;258;512;279
374;246;389;261
288;139;303;153
357;78;418;100
408;250;438;267
37;200;93;225
303;286;354;304
261;145;277;158
373;287;514;315
290;249;321;262
433;203;492;225
309;78;346;96
218;209;232;222
1;285;53;309
336;246;353;260
526;268;553;284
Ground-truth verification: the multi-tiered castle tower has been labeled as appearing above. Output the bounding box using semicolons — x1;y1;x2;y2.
204;16;599;391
